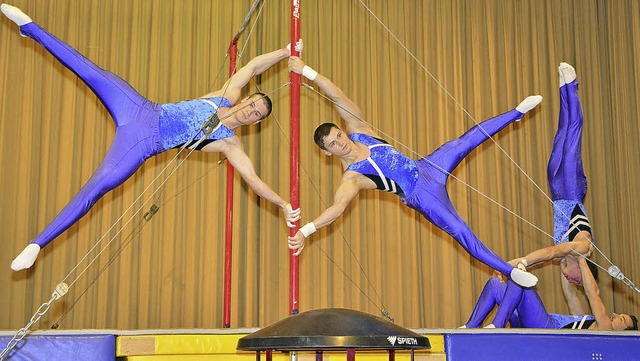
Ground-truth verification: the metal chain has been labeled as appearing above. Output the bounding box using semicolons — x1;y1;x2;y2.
0;283;69;360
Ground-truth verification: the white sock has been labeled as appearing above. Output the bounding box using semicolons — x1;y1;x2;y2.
558;62;576;86
1;4;32;26
11;243;41;271
483;324;496;329
515;95;543;115
458;325;467;329
510;268;538;288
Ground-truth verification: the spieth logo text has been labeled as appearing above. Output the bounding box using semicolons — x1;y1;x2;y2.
386;336;418;346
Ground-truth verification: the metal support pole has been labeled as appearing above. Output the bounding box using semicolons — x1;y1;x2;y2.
223;38;238;328
289;0;302;316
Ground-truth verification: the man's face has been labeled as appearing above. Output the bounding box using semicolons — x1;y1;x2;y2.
321;126;354;157
610;313;634;330
562;257;583;285
234;95;268;125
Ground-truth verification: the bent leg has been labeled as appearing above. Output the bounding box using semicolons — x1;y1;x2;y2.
18;22;151;127
516;287;555;328
490;280;525;327
464;276;507;328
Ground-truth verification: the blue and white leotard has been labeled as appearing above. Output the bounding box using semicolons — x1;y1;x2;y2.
159;97;235;150
346;108;526;278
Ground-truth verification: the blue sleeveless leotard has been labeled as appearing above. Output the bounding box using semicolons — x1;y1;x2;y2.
159;97;235;150
345;133;419;198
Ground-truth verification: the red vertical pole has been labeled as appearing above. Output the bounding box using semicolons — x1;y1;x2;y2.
289;0;301;315
347;348;356;361
223;39;239;328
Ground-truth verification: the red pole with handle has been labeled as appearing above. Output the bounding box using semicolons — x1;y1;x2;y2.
289;0;301;315
223;39;239;328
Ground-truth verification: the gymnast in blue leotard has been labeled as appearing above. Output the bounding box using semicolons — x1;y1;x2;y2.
490;63;602;318
285;57;541;288
3;4;301;271
463;274;595;329
462;260;637;330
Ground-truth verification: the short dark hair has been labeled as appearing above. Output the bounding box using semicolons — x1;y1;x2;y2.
627;314;638;331
314;123;339;150
252;92;272;120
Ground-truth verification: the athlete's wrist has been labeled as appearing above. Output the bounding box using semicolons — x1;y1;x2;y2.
302;65;318;81
299;222;317;238
517;258;528;270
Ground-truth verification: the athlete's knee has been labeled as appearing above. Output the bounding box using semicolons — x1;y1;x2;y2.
486;276;503;288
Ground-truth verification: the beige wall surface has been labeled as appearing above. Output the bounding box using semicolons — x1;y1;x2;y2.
1;0;638;330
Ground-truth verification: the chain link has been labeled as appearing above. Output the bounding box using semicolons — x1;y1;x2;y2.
0;297;54;360
0;283;68;360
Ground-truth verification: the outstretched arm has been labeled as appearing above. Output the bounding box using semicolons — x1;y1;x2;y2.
207;46;290;104
287;177;362;256
288;57;375;136
211;138;300;226
513;233;592;268
579;257;611;330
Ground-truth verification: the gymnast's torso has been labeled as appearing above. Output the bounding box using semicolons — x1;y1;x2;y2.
552;199;592;245
553;313;595;329
158;96;235;151
346;133;419;198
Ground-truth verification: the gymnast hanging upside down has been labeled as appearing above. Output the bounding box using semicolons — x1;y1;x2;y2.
2;4;301;271
510;62;598;315
286;57;541;287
